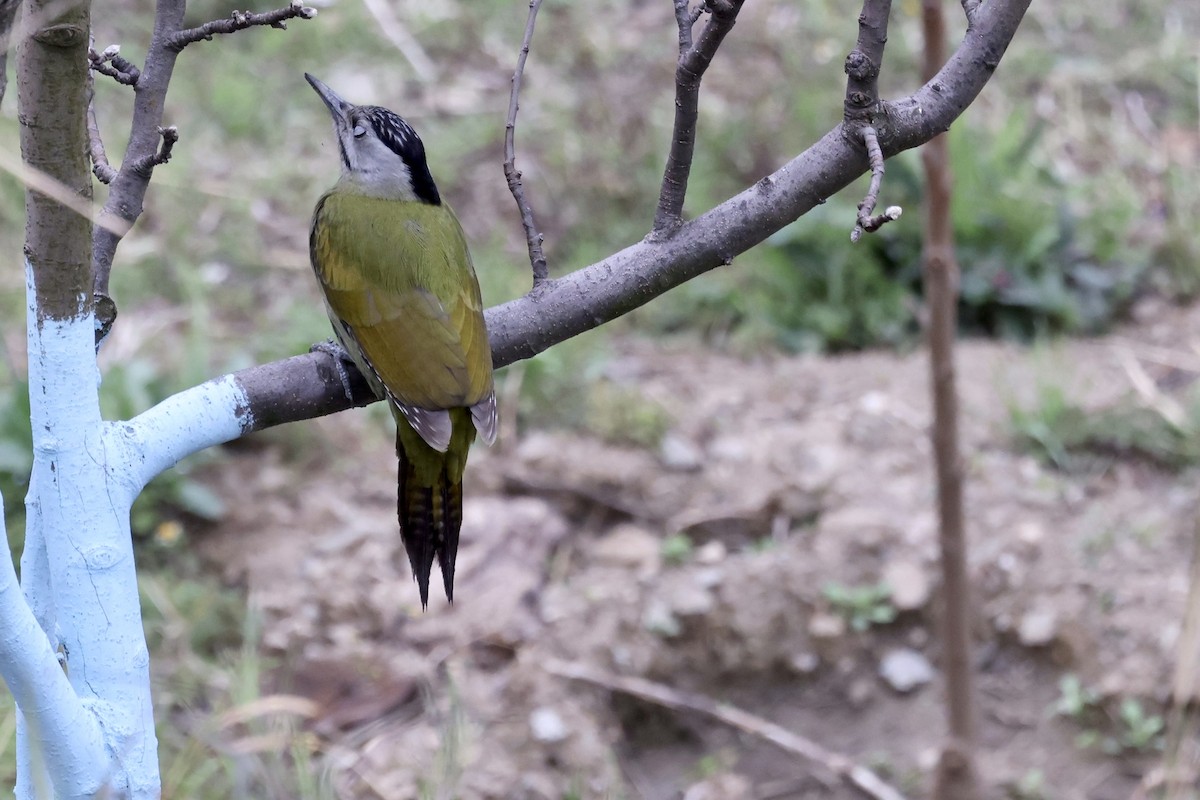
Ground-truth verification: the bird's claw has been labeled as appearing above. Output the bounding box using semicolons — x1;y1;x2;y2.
311;338;355;401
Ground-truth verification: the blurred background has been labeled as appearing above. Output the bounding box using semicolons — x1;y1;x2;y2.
1;0;1199;797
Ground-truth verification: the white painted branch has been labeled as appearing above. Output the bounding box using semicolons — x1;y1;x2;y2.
121;374;251;490
0;491;106;798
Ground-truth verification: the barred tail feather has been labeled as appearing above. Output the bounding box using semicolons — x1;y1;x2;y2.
396;429;464;607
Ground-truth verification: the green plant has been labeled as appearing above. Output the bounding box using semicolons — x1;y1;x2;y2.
660;533;694;566
1010;380;1200;472
1114;698;1164;754
140;575;335;798
822;582;897;632
1007;768;1048;800
1051;674;1100;721
1051;676;1164;756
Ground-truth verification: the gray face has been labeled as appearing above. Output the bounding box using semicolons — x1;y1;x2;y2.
305;74;441;204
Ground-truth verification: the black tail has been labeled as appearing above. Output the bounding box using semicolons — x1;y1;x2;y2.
396;433;463;607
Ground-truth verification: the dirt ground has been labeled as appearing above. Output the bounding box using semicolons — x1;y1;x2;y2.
198;297;1200;800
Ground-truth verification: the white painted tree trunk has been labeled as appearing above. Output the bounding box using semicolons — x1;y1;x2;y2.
0;262;251;797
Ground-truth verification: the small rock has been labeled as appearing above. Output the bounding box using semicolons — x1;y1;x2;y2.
1018;607;1058;647
666;582;714;618
884;560;930;611
847;677;875;707
709;435;748;462
529;707;568;743
591;524;661;575
660;433;703;471
642;600;681;637
879;648;934;693
907;626;930;648
683;773;753;800
693;566;724;588
789;652;820;674
1017;520;1045;547
917;747;941;772
859;390;888;414
696;540;727;564
809;612;846;640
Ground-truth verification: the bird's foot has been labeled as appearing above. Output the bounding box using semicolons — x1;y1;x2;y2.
311;338;356;401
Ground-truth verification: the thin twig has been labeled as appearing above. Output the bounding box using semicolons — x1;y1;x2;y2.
1113;346;1188;429
503;0;549;286
651;0;745;238
673;0;703;54
88;45;140;86
127;126;178;177
165;0;316;52
546;660;908;800
843;0;900;242
850;126;901;241
920;2;980;799
85;75;118;184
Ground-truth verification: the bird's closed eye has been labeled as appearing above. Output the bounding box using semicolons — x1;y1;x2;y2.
352;125;367;139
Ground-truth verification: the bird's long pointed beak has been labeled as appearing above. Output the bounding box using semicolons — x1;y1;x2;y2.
305;73;353;124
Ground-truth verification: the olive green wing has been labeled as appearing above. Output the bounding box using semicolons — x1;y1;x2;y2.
311;194;495;417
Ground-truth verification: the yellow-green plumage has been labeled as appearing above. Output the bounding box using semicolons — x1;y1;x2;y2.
305;80;496;606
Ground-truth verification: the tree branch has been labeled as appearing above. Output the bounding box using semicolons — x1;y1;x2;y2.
546;659;908;800
138;0;1032;454
86;74;118;184
920;3;980;799
0;492;108;795
127;125;178;177
651;0;745;237
850;126;902;241
842;0;892;121
91;0;316;340
165;0;316;52
503;0;549;287
843;0;902;241
88;44;140;85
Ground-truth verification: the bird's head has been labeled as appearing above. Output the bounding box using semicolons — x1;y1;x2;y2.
305;73;441;205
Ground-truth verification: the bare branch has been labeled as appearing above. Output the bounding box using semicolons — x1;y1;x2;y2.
92;0;315;338
920;2;980;798
223;0;1032;434
165;0;317;52
673;0;705;54
127;125;178;177
651;0;745;237
842;0;892;120
842;0;901;241
961;0;980;23
850;126;901;241
504;0;549;287
546;660;908;800
85;76;117;184
88;45;140;86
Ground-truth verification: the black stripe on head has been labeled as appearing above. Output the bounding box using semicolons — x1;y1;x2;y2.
362;106;441;206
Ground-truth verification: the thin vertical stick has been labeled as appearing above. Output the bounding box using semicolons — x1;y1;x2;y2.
920;1;981;799
504;0;549;286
